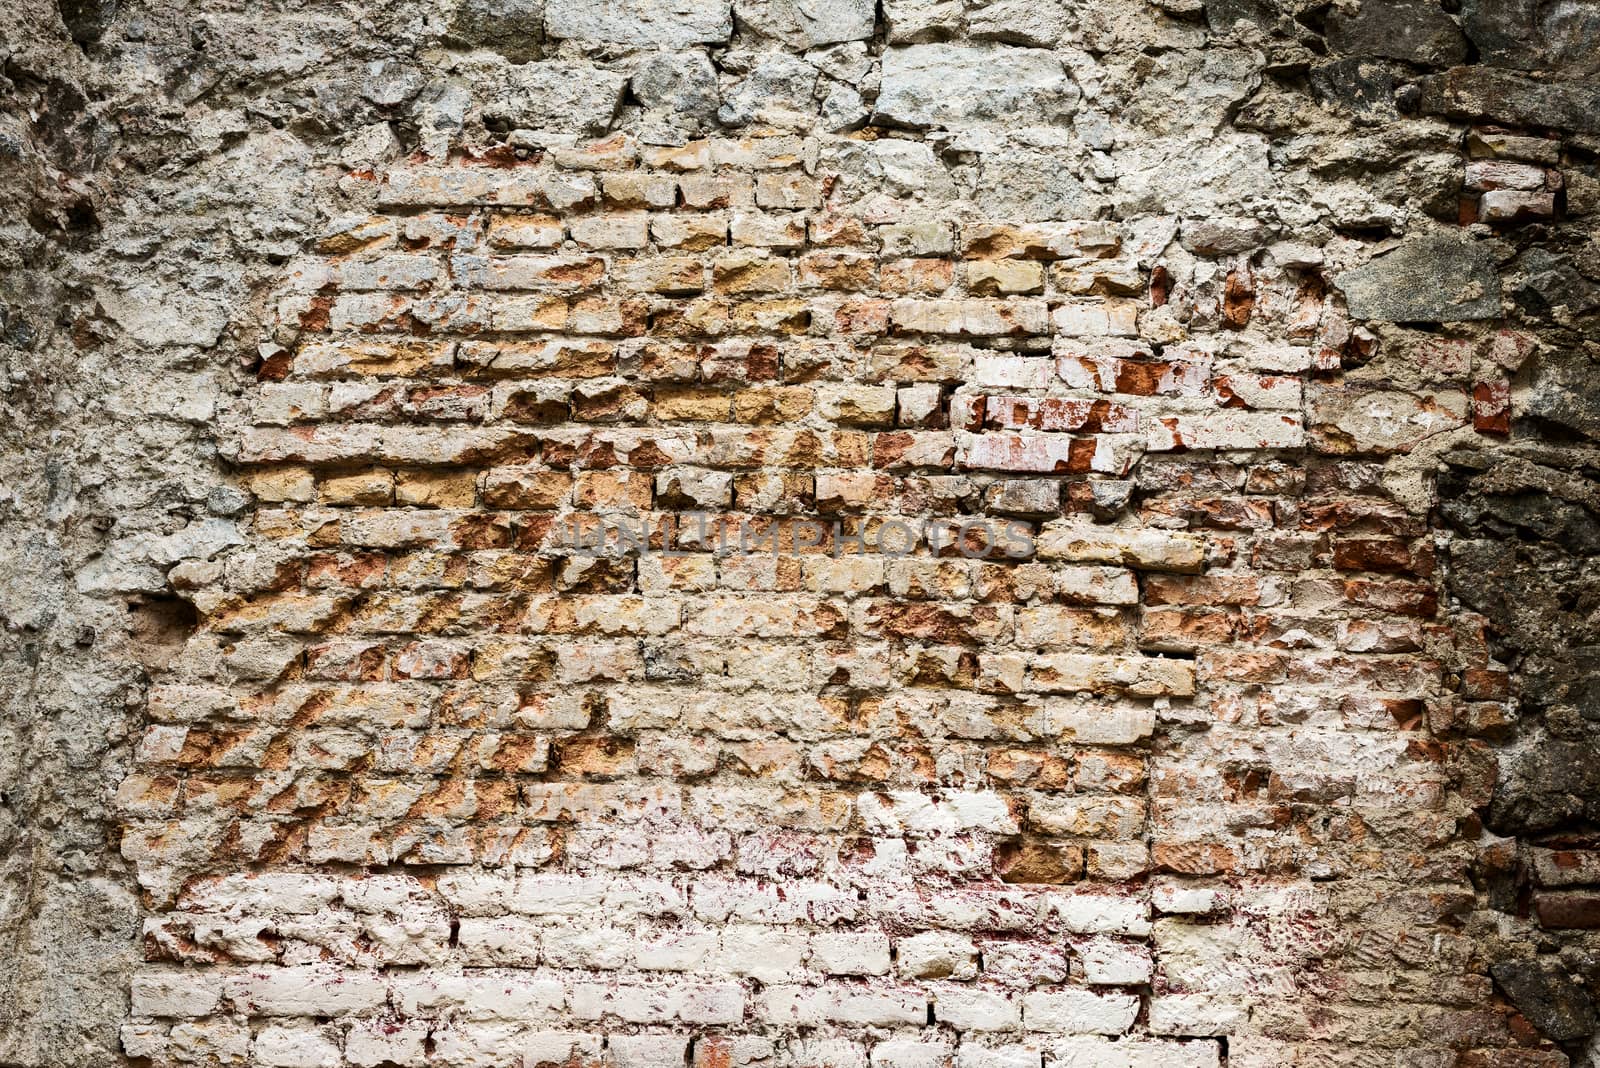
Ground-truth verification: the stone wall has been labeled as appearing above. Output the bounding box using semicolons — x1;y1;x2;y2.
3;0;1599;1065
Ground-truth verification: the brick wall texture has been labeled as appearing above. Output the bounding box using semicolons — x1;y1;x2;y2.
123;147;1521;1062
8;0;1600;1066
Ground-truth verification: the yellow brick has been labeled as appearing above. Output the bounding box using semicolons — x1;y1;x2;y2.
395;470;476;508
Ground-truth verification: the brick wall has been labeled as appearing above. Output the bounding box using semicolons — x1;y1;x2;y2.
68;2;1598;1067
113;136;1536;1066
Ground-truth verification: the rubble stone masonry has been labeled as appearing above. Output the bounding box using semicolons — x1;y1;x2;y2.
2;0;1600;1066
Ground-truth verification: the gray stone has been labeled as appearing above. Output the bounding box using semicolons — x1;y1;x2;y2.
1335;235;1501;322
57;0;118;44
1082;0;1208;50
1309;58;1398;119
733;0;876;47
485;62;627;136
823;138;961;201
1480;189;1557;224
545;0;732;46
1114;48;1262;138
987;479;1062;518
718;52;819;126
1529;348;1600;442
448;0;544;62
359;60;424;109
1325;0;1469;66
1089;480;1135;520
1511;248;1600;320
1462;0;1600;76
1203;0;1280;34
882;0;964;42
1181;217;1271;256
968;0;1072;48
97;284;231;348
975;148;1101;220
1490;958;1598;1041
808;41;874;84
1308;386;1469;454
1114;133;1272;217
819;83;868;130
1420;66;1600;136
632;51;720;124
876;44;1078;128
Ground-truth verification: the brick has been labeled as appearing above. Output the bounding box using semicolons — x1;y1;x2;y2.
812;932;892;976
1035;524;1205;572
714;250;793;294
1022;989;1139;1034
897;931;979;979
130;971;224;1017
1016;606;1129;649
880;222;955;257
653;212;730;250
1048;1037;1221;1067
1147;411;1305;452
962;221;1119;260
569;212;650;249
983;396;1139;434
486;213;564;249
755;172;822;209
99;31;1541;1067
762;985;927;1027
1051;300;1141;337
957;432;1139;475
890;299;1050;337
1534;891;1600;928
1030;654;1196;697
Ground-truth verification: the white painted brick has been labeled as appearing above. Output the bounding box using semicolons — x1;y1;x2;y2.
1050;894;1152;937
456;917;542;966
520;1031;603;1067
180;873;340;914
129;971;223;1018
858;790;1018;836
1147;994;1244;1036
1151;883;1227;915
763;984;927;1027
253;1024;341;1068
812;932;893;976
785;1037;870;1067
345;1019;429;1067
540;924;633;969
932;986;1022;1031
956;1043;1045;1068
227;966;387;1017
1047;1036;1222;1067
1075;938;1153;985
390;972;564;1020
570;980;744;1025
428;1020;524;1067
634;928;719;971
871;1036;958;1068
897;931;979;980
1022;989;1139;1034
718;924;810;981
608;1034;692;1067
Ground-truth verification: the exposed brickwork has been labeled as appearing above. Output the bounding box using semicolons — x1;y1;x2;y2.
112;133;1552;1065
5;0;1599;1065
